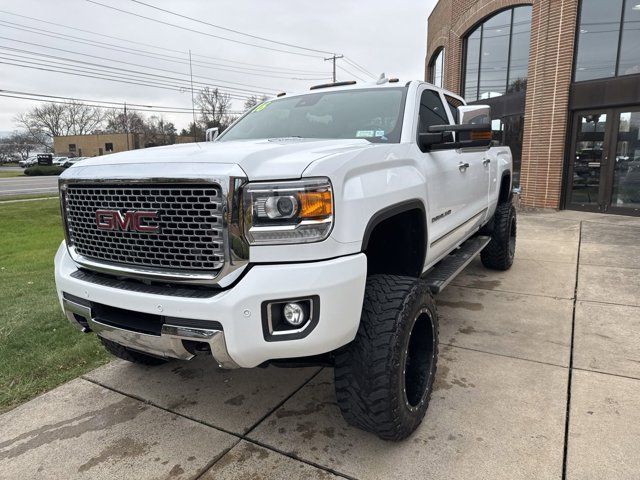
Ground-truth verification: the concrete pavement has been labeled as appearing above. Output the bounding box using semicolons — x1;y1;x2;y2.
1;210;639;479
0;176;59;196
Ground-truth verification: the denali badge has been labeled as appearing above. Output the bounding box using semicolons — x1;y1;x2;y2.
95;209;159;233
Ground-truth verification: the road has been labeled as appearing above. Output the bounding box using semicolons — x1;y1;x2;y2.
0;176;59;197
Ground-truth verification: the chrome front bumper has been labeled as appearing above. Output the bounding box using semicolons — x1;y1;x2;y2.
62;296;239;369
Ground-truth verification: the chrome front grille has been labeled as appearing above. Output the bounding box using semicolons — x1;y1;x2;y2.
62;183;225;273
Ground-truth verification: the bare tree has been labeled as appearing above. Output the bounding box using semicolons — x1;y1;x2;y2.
8;131;38;160
14;101;105;149
104;109;145;134
196;87;234;131
64;101;105;135
143;115;177;146
244;94;269;111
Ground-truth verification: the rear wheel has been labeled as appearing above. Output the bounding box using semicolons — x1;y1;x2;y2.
99;336;168;366
481;202;516;271
334;274;438;441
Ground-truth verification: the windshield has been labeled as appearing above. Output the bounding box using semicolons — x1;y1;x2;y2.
219;87;406;143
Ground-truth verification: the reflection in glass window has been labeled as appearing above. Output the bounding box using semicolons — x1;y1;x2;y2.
464;29;481;101
612;111;640;208
429;49;445;88
619;1;640;76
575;0;623;81
463;6;532;101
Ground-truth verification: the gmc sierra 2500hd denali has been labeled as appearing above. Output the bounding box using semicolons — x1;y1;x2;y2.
54;78;516;441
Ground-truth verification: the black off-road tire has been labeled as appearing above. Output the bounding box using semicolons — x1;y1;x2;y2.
481;202;516;271
99;336;168;366
334;275;438;441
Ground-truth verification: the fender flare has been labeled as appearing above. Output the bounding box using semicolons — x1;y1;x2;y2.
361;199;427;251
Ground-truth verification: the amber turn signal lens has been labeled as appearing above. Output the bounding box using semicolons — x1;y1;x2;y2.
298;190;332;218
470;130;492;141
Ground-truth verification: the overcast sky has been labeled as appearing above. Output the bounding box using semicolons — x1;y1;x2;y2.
0;0;437;132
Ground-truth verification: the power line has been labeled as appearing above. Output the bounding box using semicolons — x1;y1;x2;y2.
0;51;262;101
129;0;335;56
0;19;330;80
0;10;328;75
0;36;279;94
0;92;243;115
343;57;376;79
337;65;367;82
85;0;323;58
0;89;218;112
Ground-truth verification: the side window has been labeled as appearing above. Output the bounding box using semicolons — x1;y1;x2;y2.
418;90;449;135
444;95;464;124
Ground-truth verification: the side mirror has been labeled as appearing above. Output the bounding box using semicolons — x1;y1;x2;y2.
205;127;219;142
418;123;492;152
458;105;491;125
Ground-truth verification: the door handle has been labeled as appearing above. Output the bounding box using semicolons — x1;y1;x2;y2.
483;158;491;166
459;162;470;171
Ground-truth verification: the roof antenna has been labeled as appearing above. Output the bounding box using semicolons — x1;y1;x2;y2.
376;73;388;85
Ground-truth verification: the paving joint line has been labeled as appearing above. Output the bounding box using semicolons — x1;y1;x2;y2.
447;283;573;301
562;220;582;479
442;343;569;369
572;366;640;383
193;367;326;479
243;437;356;480
576;298;640;309
81;375;241;438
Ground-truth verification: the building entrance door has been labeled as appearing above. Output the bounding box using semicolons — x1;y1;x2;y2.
566;108;640;215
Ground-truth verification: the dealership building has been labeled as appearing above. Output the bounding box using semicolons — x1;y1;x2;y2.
426;0;640;215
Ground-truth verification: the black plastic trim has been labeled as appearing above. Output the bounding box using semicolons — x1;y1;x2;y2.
361;199;426;251
261;295;320;342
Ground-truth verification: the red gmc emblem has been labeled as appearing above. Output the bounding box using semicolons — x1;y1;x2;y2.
95;209;159;233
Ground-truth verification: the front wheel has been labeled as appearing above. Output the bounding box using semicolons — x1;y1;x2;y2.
334;275;438;441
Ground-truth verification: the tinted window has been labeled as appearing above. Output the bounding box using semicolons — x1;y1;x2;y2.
575;0;623;81
619;1;640;76
463;6;532;101
464;29;481;101
418;90;449;134
508;6;532;93
429;49;445;88
219;88;406;143
444;95;464;123
479;10;511;99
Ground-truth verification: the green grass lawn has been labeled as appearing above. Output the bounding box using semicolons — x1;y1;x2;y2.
0;199;109;413
0;193;59;202
0;170;24;178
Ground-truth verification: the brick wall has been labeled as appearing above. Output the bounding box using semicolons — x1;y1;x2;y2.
426;0;579;209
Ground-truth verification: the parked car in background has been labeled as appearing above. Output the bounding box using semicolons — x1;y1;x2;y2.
18;156;39;168
52;157;69;166
62;157;87;168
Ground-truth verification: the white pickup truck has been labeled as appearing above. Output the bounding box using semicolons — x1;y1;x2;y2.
54;79;516;440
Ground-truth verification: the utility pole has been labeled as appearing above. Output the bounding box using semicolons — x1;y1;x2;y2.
189;49;197;143
124;101;130;150
324;54;344;82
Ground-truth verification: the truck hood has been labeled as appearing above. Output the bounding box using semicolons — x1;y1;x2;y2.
72;138;373;180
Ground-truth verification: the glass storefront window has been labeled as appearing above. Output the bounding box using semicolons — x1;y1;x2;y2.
464;29;481;101
463;6;532;101
429;49;445;88
575;0;623;81
612;111;640;208
619;1;640;76
575;0;640;81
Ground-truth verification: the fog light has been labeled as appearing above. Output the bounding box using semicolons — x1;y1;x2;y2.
283;302;306;326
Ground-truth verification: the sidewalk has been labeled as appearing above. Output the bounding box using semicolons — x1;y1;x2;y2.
1;210;639;479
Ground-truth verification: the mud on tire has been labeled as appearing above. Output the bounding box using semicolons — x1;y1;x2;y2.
334;274;438;441
99;336;168;366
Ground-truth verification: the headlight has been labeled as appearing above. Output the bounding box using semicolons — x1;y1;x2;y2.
242;178;333;245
